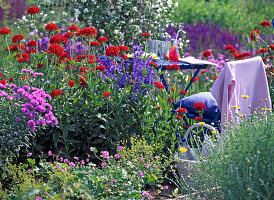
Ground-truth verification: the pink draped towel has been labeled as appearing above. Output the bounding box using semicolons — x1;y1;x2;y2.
210;56;272;131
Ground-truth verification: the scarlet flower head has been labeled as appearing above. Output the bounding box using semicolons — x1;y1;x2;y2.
79;27;98;37
119;45;129;52
153;81;165;90
193;102;206;110
17;57;29;63
258;48;268;54
166;64;180;70
243;52;252;57
176;108;187;114
200;70;208;74
22;53;30;58
141;33;151;39
90;41;101;46
178;90;187;95
260;21;271;27
202;50;212;58
96;65;106;72
190;77;199;83
121;54;129;60
176;115;183;120
193;117;203;121
50;34;68;45
80;77;87;88
105;46;120;57
250;30;260;41
37;63;44;68
225;45;234;51
12;35;25;43
6;44;25;51
0;28;11;35
27;6;40;15
48;43;64;56
98;37;108;43
25;49;36;54
45;23;59;32
212;76;218;80
0;80;6;85
103;92;110;97
68;80;76;87
68;25;79;32
64;32;74;39
50;89;63;97
27;40;39;47
269;44;274;50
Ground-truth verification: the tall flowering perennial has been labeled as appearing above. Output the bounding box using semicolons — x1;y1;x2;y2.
27;6;40;15
105;46;120;57
0;28;11;35
0;83;57;131
45;23;59;32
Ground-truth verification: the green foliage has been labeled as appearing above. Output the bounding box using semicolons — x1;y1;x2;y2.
180;112;274;199
172;0;274;35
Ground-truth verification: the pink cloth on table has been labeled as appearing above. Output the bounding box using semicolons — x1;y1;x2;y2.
210;56;271;131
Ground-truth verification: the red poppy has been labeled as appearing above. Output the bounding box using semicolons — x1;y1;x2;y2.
25;49;36;54
27;6;40;14
64;32;74;39
48;43;64;56
141;33;151;39
119;45;129;52
0;28;11;35
176;115;183;120
17;58;29;63
250;30;260;41
12;35;25;43
96;65;106;72
98;37;108;43
45;23;59;32
121;54;129;60
37;63;44;68
68;25;79;32
68;80;76;87
176;108;187;114
190;77;199;82
202;50;212;58
260;21;271;27
79;27;98;37
50;34;68;45
193;117;203;121
153;81;165;89
90;41;101;46
148;62;158;67
0;80;6;85
178;90;187;95
166;64;180;70
103;92;110;97
50;89;63;97
193;102;206;110
105;46;120;57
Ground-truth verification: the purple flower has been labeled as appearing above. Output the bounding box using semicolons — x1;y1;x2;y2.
90;147;94;152
21;107;28;113
27;111;36;119
142;191;151;197
22;85;30;90
139;172;144;177
15;117;21;122
35;197;41;200
102;151;109;158
17;88;25;93
118;146;123;151
36;119;46;125
164;185;169;190
48;151;52;156
27;153;32;157
35;105;46;113
144;163;148;168
115;154;120;159
27;120;36;131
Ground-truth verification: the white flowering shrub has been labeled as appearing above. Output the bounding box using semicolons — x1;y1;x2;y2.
69;0;178;45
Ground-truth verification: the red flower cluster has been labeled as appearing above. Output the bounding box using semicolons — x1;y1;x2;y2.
148;62;158;67
68;25;79;32
103;92;110;97
260;21;271;27
79;27;98;37
64;32;74;39
68;80;76;87
166;64;180;70
212;76;218;80
105;46;120;57
0;80;6;85
178;90;187;95
22;53;30;58
90;41;101;46
250;30;260;41
121;54;129;60
27;40;39;47
193;117;203;121
96;65;106;72
176;108;187;114
45;23;59;32
6;44;25;51
80;77;87;88
75;54;87;62
50;89;63;97
17;57;29;63
202;50;212;58
48;43;64;56
176;115;183;120
193;102;206;110
0;28;10;35
37;63;44;68
26;49;36;54
98;37;108;43
119;46;129;52
257;48;268;54
0;73;3;77
12;35;25;43
200;69;208;74
190;77;199;82
50;34;68;45
153;81;165;89
27;6;40;15
269;44;274;50
141;33;151;39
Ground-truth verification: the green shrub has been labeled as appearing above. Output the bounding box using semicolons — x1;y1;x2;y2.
180;112;274;199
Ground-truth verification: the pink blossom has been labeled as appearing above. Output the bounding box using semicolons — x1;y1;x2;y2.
139;172;144;177
90;147;94;152
48;151;52;156
115;154;120;159
118;146;123;151
27;169;31;173
56;165;59;170
140;156;143;162
164;185;169;190
27;152;32;157
101;162;105;167
36;197;41;200
74;156;79;160
102;151;109;158
144;163;148;168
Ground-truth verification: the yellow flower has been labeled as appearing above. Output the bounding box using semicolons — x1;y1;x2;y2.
249;105;251;108
265;98;268;101
242;95;249;98
246;187;251;192
157;190;161;194
240;115;243;118
179;147;188;153
151;53;158;59
200;122;205;125
211;131;216;134
247;159;250;163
